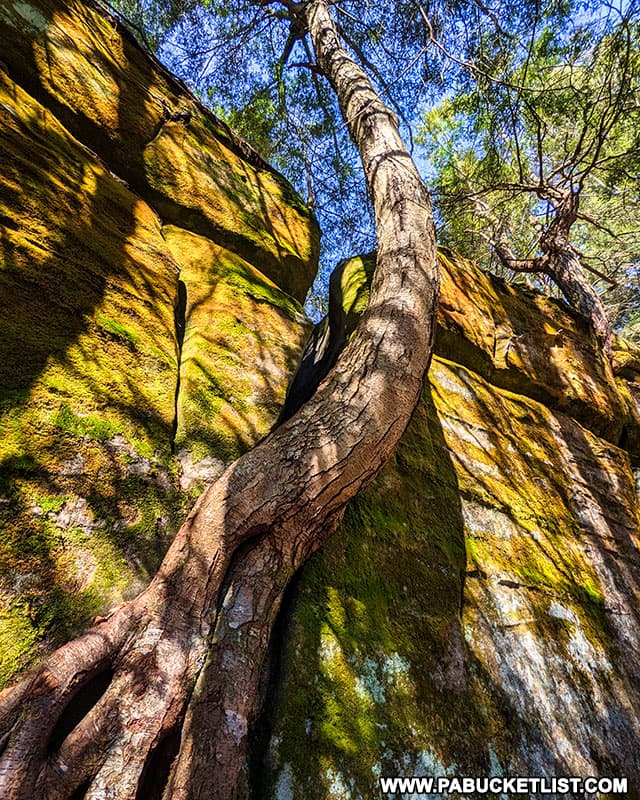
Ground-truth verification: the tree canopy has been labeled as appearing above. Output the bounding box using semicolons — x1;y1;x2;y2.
420;0;640;340
107;0;639;340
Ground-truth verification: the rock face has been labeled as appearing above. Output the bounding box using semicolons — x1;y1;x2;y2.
1;0;640;794
264;253;640;797
0;0;316;685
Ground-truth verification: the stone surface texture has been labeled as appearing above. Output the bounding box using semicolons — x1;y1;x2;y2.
265;253;640;798
1;1;640;796
0;0;315;685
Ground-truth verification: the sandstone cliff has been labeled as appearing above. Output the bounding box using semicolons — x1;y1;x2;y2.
0;0;317;685
1;0;639;796
266;252;640;796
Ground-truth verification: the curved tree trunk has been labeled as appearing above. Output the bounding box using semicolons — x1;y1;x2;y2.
539;190;612;358
0;1;438;798
541;233;613;359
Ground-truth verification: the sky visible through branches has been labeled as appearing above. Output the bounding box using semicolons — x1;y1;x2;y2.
107;0;638;332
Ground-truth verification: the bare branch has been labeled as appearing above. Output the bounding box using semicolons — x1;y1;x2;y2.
472;228;547;272
576;211;622;240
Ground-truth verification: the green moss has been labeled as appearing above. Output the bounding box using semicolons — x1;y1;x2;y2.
96;313;139;347
336;253;376;323
31;583;101;640
222;262;302;320
0;464;190;688
52;404;121;441
33;493;68;514
144;125;318;301
0;388;30;411
265;251;638;795
163;225;310;465
429;356;628;659
0;499;134;684
265;388;501;797
0;609;40;686
0;4;317;693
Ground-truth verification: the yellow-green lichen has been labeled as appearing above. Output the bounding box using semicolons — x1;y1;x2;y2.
0;68;183;685
0;29;316;688
164;226;311;464
265;253;640;796
265;389;507;797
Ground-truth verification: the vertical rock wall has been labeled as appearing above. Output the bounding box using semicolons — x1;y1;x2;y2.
0;0;318;686
264;252;640;798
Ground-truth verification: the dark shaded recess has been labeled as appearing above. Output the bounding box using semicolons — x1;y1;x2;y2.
618;421;639;467
0;725;11;759
247;568;306;800
280;254;376;421
0;212;19;232
278;317;332;422
47;668;114;754
619;424;629;452
68;778;92;800
174;280;187;351
214;524;272;622
171;279;187;449
135;724;182;800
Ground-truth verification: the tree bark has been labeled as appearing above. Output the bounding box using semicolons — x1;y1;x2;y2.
0;1;438;798
539;202;613;358
490;190;613;358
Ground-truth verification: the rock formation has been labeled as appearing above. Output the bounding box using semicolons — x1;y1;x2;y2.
1;0;639;795
0;0;317;685
266;251;640;796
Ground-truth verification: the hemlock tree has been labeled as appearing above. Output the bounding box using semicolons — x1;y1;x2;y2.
0;0;634;796
161;0;638;335
152;0;435;311
419;2;640;354
0;1;439;798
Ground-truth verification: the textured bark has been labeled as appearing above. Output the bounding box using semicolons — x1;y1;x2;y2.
539;219;613;359
0;1;438;797
492;190;613;358
164;510;345;800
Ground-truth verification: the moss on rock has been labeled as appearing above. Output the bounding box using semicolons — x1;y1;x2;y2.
265;387;487;799
0;16;315;685
0;67;187;682
163;225;311;469
335;249;633;446
0;0;319;302
264;256;640;796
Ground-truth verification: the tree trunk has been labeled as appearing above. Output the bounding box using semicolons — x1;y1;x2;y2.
487;190;612;359
0;1;438;798
541;232;613;359
539;190;612;357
